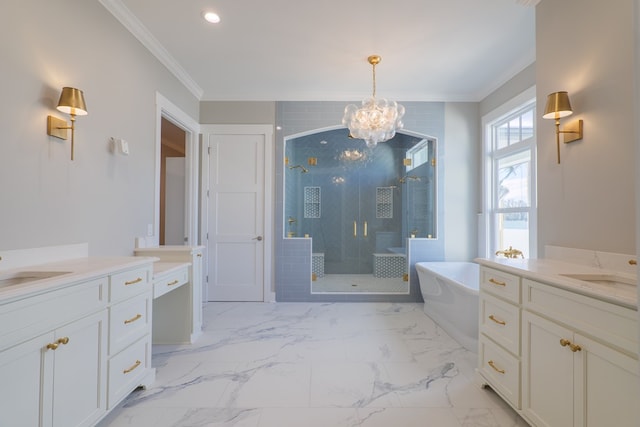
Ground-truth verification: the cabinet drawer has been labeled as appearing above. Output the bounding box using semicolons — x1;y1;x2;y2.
523;279;638;355
153;267;188;299
109;293;151;355
107;335;150;409
0;278;105;349
480;267;520;303
109;267;151;303
479;335;520;409
480;293;520;356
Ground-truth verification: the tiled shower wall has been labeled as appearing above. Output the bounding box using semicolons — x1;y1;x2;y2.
275;102;446;302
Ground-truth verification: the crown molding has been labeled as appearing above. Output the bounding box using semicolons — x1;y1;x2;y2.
99;0;204;100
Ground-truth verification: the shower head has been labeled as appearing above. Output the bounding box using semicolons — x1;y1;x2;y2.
289;165;309;173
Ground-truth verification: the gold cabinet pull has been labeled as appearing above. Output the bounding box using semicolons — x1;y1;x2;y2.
488;315;506;326
124;277;143;286
560;338;582;352
124;314;142;324
46;342;59;351
488;360;505;374
364;221;368;238
123;360;142;374
629;259;637;265
489;278;506;287
353;221;357;238
168;279;179;286
57;337;70;345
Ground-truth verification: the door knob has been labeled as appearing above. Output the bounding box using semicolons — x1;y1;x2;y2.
253;236;263;241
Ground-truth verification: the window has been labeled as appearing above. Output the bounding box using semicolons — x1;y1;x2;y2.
482;88;536;258
406;139;430;171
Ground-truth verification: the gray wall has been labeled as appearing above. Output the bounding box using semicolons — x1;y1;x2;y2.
536;0;636;255
200;102;276;124
444;102;480;261
1;0;199;255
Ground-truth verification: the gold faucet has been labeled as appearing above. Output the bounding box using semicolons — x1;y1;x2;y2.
495;246;524;259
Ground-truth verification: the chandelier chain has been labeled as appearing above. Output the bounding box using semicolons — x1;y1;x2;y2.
371;62;377;98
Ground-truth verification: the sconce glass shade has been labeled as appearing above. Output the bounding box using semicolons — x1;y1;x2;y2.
56;87;88;116
542;91;573;120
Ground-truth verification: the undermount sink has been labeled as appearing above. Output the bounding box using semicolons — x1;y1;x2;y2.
559;273;637;288
0;271;72;288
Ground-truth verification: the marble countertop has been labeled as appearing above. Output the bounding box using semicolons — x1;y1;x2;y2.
475;257;638;310
0;256;158;303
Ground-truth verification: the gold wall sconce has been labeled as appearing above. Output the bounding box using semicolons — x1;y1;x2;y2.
542;91;583;164
47;87;88;160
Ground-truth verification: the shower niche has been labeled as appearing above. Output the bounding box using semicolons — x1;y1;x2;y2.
284;127;437;294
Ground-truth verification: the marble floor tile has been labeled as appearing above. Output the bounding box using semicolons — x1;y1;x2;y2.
98;302;527;427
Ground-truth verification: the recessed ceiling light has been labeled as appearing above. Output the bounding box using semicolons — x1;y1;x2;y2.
203;11;220;24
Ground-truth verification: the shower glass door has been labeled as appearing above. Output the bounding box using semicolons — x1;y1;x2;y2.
334;171;372;274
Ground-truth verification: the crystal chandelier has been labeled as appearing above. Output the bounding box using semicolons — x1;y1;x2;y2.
342;55;405;148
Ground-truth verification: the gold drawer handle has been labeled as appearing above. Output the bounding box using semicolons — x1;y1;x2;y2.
197;253;202;257
168;279;180;286
123;360;142;374
488;315;506;326
46;337;70;351
560;338;582;352
629;259;637;265
489;278;506;287
124;314;142;324
488;360;505;374
124;277;143;286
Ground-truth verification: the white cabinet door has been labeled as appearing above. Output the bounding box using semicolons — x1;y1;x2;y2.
574;334;639;427
0;332;53;427
51;310;107;427
522;311;574;427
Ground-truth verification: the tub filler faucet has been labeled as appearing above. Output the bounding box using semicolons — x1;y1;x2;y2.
495;246;524;259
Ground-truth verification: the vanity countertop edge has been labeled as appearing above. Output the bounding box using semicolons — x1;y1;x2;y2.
0;256;159;304
475;257;638;310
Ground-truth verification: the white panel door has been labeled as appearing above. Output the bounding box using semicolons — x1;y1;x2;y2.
203;125;272;301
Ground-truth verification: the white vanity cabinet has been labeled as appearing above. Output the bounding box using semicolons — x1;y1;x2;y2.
135;246;204;343
522;279;638;427
477;261;639;427
0;256;156;427
106;265;154;408
477;266;522;408
0;278;108;427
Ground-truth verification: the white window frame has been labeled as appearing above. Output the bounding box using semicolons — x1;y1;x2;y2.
480;86;537;259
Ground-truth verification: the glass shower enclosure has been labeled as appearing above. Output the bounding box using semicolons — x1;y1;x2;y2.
284;127;436;294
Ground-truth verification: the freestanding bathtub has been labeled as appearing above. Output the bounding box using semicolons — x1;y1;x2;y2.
415;262;479;352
